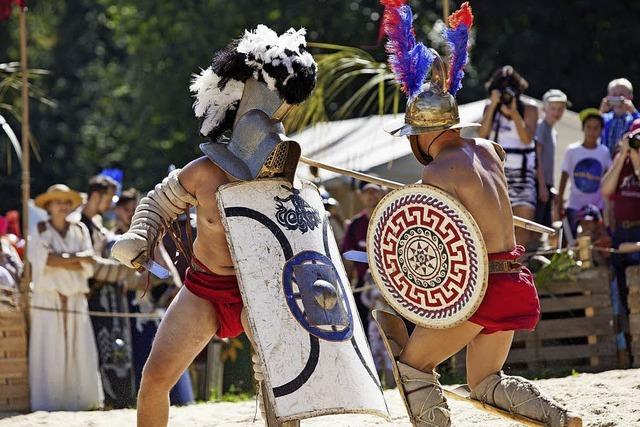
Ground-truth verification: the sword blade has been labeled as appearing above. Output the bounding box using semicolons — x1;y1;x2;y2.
144;259;171;280
342;250;369;264
132;255;171;280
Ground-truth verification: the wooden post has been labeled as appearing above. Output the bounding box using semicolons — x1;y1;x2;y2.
18;6;30;314
443;0;450;21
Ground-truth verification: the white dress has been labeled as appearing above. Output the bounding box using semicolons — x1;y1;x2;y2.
491;111;537;208
28;220;104;411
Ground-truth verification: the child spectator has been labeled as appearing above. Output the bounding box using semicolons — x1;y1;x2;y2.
557;109;612;238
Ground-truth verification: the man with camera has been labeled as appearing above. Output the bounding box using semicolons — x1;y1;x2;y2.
602;119;640;348
478;66;538;247
599;78;640;157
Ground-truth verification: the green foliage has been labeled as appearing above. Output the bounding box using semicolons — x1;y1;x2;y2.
534;251;579;289
208;385;254;403
285;42;400;133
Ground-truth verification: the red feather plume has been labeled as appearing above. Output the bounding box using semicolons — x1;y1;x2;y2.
448;1;474;29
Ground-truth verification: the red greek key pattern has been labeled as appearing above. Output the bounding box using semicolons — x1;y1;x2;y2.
372;194;480;320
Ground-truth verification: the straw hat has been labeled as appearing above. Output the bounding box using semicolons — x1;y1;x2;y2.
34;184;83;210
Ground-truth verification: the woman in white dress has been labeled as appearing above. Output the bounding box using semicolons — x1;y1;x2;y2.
28;185;104;411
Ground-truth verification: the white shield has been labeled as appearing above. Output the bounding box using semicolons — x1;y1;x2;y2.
218;178;389;422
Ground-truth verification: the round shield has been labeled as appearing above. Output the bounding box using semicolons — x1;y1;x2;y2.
367;184;488;329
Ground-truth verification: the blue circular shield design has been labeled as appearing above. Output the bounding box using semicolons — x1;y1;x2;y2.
573;158;603;194
282;251;354;341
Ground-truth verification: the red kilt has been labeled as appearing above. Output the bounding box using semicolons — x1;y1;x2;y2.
184;256;244;338
469;245;540;334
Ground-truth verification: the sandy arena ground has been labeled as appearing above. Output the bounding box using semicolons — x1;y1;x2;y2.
1;369;639;426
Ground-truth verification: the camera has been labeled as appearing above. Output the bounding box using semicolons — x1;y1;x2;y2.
607;96;625;106
500;87;516;105
630;133;640;149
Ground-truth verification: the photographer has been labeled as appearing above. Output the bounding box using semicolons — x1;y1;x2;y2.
479;66;538;246
601;119;640;325
599;78;640;157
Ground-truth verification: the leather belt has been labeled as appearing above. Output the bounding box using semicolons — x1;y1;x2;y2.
488;260;523;274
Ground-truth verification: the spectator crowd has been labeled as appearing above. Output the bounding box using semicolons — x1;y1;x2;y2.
479;70;640;363
1;174;194;411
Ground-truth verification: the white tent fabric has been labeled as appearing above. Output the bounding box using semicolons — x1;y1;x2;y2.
295;97;582;189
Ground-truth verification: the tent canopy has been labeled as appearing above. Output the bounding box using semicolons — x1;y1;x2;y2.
295;97;582;189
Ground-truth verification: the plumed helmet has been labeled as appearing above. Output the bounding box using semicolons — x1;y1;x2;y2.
382;1;479;144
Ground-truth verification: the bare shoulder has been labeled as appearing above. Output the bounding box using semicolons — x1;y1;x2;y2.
178;156;227;194
474;137;505;162
421;162;454;194
422;148;471;194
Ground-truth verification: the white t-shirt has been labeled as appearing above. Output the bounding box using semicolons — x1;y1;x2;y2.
561;142;612;210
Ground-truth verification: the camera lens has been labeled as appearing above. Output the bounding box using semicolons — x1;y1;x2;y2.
630;135;640;149
500;90;513;105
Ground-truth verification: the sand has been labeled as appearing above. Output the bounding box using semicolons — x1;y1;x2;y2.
1;369;639;426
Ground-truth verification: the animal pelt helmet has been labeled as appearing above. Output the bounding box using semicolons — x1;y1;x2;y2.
189;24;317;140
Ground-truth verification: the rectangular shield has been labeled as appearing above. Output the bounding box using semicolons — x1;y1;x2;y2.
218;178;388;422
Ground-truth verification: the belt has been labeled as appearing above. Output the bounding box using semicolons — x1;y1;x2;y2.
488;260;523;274
620;220;640;229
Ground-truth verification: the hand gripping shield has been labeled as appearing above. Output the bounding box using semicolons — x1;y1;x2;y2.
367;185;488;329
217;178;388;422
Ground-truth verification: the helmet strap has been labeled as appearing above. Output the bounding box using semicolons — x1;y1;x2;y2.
424;130;450;163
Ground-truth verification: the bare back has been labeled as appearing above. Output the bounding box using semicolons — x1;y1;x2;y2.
178;156;235;275
421;137;516;254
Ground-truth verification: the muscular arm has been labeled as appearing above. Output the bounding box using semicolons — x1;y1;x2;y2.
177;157;209;201
111;160;203;268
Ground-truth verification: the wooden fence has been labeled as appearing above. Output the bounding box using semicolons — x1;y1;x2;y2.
451;267;617;377
0;306;29;411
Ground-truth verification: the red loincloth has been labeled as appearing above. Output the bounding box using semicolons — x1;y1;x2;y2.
183;256;244;338
469;245;540;334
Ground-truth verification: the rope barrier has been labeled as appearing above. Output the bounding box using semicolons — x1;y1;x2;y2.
27;304;163;319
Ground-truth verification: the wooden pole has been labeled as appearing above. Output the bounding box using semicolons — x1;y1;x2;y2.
299;156;555;235
444;387;544;427
443;0;450;21
19;5;30;305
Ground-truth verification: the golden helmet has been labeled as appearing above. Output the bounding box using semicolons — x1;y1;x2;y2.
389;49;479;137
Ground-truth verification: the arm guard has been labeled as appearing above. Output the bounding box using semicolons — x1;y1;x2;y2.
111;169;197;268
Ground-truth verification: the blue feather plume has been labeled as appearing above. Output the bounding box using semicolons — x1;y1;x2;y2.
384;4;433;98
444;24;470;96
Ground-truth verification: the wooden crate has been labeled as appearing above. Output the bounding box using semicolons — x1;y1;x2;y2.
450;267;617;378
627;265;640;367
0;307;29;412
